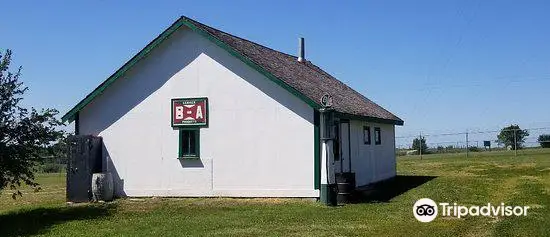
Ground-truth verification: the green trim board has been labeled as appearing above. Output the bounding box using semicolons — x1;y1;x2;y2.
313;110;320;190
320;184;337;206
62;16;321;123
178;128;200;159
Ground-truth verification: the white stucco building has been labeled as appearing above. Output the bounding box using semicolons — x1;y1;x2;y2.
62;16;404;201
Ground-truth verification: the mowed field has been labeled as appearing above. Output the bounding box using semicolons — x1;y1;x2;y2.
1;149;550;237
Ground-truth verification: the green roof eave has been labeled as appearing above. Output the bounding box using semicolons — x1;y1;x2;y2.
62;17;321;123
334;111;404;126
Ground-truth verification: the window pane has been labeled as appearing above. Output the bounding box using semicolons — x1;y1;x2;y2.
181;130;198;157
375;127;381;145
189;131;196;154
182;130;189;154
364;126;371;144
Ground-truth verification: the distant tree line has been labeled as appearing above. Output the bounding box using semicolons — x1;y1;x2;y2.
402;124;550;156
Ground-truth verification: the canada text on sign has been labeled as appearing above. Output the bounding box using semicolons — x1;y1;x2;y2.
171;98;208;127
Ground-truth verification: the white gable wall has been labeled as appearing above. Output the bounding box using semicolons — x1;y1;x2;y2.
78;27;317;197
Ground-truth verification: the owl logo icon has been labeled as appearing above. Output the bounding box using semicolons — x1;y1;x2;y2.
413;198;438;222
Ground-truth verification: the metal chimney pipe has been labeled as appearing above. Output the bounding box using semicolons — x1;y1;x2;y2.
298;37;305;62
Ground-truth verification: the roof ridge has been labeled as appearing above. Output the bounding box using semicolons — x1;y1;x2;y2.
182;16;298;59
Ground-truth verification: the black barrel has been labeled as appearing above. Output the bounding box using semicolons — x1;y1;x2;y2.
335;172;356;204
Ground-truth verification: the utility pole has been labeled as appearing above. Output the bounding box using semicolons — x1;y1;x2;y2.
466;131;469;158
419;132;423;160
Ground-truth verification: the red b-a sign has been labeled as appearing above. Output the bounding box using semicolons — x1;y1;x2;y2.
171;98;208;127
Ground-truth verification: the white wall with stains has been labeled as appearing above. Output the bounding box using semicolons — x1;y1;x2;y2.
78;26;317;197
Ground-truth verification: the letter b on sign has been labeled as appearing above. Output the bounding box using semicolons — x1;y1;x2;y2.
175;106;184;119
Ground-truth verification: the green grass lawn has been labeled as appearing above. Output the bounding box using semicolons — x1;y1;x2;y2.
1;149;550;236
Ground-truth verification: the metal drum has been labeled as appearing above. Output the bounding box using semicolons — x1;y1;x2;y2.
336;172;356;204
91;172;114;202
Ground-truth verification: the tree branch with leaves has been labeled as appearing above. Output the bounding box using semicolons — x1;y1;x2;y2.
0;49;65;198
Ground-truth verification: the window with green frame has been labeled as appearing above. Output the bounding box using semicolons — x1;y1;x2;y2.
363;126;371;145
179;129;200;158
374;127;381;145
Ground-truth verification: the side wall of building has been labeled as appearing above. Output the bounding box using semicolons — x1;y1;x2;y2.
78;26;317;197
348;121;396;187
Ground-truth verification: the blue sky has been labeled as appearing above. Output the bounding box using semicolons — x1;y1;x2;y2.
2;0;549;142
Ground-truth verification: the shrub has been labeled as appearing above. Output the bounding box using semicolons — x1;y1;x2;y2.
468;146;480;152
40;163;64;173
539;134;550;148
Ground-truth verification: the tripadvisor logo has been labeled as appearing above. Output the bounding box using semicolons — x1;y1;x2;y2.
413;198;530;222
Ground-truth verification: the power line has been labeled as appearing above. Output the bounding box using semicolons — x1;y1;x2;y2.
396;126;550;139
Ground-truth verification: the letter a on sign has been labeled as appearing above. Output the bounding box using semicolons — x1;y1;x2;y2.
171;98;208;127
196;106;203;119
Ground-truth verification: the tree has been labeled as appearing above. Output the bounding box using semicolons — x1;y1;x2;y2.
497;124;529;150
0;49;65;198
412;136;428;155
538;134;550;148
